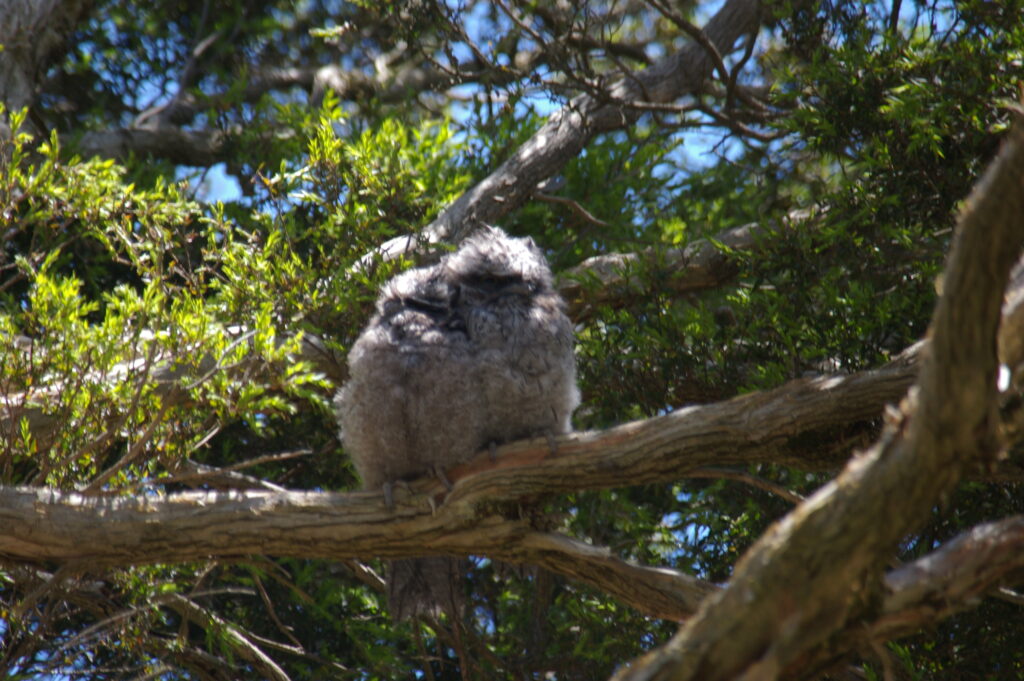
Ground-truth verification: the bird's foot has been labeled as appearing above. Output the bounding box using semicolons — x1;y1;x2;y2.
432;465;454;491
545;430;559;456
381;480;413;509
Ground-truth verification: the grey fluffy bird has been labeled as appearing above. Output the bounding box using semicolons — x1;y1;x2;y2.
334;226;578;619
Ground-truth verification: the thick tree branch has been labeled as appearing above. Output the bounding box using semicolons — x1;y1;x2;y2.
0;343;925;628
0;337;977;625
506;531;716;621
558;210;810;320
0;483;712;621
879;515;1024;636
786;515;1024;678
1;410;1022;629
77;127;232;166
612;120;1024;681
77;123;285;166
999;257;1024;377
77;53;529;163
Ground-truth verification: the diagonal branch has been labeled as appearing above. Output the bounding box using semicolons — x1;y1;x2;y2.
516;531;717;621
164;593;292;681
612;119;1024;681
77;126;231;166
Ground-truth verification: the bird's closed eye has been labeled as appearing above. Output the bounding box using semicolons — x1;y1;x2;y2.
402;295;450;318
462;272;527;293
467;272;519;285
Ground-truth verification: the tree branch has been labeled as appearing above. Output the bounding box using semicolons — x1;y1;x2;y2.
558;210;810;320
0;482;712;621
612;118;1024;681
76;54;529;164
165;593;291;681
361;0;762;265
789;515;1024;678
0;0;95;130
0;329;997;625
0;411;1021;629
879;515;1024;636
77;127;231;166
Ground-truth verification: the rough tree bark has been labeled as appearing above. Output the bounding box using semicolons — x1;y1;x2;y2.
0;0;95;132
611;117;1024;681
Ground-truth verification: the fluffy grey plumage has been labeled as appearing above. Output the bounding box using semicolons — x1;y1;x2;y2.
441;226;578;443
335;266;485;490
334;226;578;619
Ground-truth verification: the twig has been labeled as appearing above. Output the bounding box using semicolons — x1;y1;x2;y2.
83;399;171;493
253;571;304;649
165;593;292;681
689;466;805;504
534;192;611;227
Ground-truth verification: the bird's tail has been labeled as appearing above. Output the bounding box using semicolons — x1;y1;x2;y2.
387;557;464;621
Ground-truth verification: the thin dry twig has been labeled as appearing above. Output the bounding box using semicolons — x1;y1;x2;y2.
689;467;806;505
534;192;611;227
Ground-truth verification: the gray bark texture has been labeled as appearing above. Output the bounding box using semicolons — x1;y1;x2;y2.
0;0;94;131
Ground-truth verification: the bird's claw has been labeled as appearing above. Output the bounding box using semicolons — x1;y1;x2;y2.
545;430;558;456
381;479;413;510
432;465;454;491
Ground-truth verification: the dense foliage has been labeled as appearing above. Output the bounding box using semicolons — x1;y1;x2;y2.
1;0;1023;678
